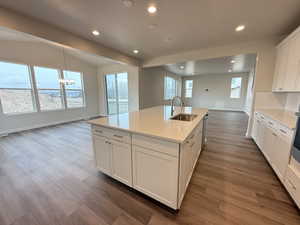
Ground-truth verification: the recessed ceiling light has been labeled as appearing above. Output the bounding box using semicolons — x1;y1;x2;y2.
133;49;139;54
122;0;134;7
148;5;157;14
235;25;245;32
228;69;232;72
180;65;185;69
231;60;235;63
92;30;100;36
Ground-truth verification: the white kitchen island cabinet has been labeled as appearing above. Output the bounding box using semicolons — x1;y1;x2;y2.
89;106;208;210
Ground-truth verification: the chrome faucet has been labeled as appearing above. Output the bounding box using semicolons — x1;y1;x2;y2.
171;96;184;116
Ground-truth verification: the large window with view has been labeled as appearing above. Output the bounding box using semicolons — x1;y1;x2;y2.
184;80;193;98
34;66;63;111
164;76;177;100
0;61;35;114
230;77;242;98
63;70;84;108
105;72;128;115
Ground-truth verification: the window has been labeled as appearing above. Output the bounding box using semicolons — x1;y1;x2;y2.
164;76;177;100
105;73;128;115
184;80;193;98
63;70;84;108
0;61;35;114
230;77;242;98
34;66;63;111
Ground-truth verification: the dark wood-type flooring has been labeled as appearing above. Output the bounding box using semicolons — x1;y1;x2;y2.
0;111;299;225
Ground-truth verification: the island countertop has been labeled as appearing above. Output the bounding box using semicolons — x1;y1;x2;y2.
88;105;208;143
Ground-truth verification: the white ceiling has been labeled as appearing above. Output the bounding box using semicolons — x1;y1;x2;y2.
0;0;299;59
0;27;120;66
164;54;257;76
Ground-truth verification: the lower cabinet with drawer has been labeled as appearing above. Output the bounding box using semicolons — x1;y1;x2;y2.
284;165;300;208
91;121;204;210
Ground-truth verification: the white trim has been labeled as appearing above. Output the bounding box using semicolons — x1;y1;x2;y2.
0;113;102;136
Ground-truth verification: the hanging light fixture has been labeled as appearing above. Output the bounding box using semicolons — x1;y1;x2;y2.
59;47;75;85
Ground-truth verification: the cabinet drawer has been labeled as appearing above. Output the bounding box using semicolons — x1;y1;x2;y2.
277;124;294;141
92;125;131;144
132;134;179;157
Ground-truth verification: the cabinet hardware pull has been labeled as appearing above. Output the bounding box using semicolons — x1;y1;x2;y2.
113;134;123;138
272;133;277;136
268;122;273;125
95;129;103;133
280;129;287;134
190;142;195;148
190;134;195;139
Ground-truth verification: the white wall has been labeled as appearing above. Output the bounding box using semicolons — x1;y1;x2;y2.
0;40;100;135
98;64;140;114
182;73;249;111
139;67;182;109
244;67;255;115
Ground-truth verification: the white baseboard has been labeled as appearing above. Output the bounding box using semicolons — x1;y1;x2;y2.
0;113;102;136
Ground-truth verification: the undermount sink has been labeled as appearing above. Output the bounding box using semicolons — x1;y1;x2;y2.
170;113;197;121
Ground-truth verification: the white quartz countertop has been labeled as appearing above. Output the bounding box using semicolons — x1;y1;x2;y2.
88;105;208;143
256;108;297;130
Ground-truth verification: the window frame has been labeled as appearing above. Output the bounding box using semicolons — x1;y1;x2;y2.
62;70;86;109
104;72;129;115
184;79;193;98
0;60;37;115
164;76;177;100
33;65;65;112
230;77;243;99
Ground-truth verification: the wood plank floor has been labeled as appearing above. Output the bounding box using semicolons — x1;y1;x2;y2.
0;110;299;225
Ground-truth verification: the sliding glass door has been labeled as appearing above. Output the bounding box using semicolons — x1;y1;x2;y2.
105;73;128;115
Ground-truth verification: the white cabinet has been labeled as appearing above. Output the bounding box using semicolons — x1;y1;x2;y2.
132;145;178;209
93;135;112;176
285;164;300;208
252;111;295;195
92;129;132;187
111;140;132;186
271;127;293;181
273;26;300;92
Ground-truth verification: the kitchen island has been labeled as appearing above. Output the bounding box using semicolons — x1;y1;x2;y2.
88;105;208;209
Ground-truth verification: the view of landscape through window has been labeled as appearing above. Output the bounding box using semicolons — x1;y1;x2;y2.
185;80;193;98
0;61;35;114
0;61;85;114
105;72;128;115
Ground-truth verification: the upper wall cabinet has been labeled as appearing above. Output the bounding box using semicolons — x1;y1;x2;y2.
273;27;300;92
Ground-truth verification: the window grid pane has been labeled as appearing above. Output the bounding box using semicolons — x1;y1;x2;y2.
0;61;35;114
185;80;193;98
230;77;242;98
63;70;85;108
164;76;177;100
34;66;64;111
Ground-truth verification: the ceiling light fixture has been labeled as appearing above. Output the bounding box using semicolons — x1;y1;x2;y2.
180;65;185;69
231;60;235;63
235;25;245;32
133;49;139;54
148;5;157;14
122;0;134;7
228;69;232;72
92;30;100;36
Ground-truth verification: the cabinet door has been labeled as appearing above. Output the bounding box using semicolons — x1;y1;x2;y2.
111;140;132;187
284;35;300;91
273;42;290;91
272;132;292;180
263;126;276;163
93;135;111;176
132;145;178;209
252;117;259;142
